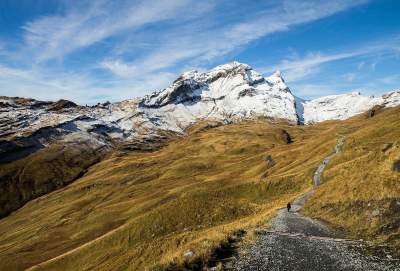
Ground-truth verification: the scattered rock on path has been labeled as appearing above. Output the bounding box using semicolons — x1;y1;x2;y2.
225;138;400;271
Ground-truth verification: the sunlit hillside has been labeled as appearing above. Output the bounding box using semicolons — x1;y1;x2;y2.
0;107;399;270
303;106;400;257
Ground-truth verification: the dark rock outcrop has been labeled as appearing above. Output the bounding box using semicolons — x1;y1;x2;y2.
393;160;400;172
278;129;292;144
139;82;205;108
264;155;276;169
47;99;77;111
381;143;393;152
117;136;172;153
366;105;384;118
238;88;257;98
0;138;44;164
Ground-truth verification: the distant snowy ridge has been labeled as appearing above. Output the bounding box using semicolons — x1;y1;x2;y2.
1;61;400;152
302;91;400;124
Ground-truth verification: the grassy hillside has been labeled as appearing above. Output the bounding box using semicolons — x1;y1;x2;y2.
0;119;341;270
303;106;400;256
0;107;398;270
0;142;108;218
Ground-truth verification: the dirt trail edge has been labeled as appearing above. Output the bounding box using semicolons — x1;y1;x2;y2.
223;138;400;271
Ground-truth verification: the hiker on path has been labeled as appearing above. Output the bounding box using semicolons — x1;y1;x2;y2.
287;202;291;212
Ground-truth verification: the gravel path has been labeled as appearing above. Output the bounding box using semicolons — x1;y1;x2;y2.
224;138;400;271
313;137;344;186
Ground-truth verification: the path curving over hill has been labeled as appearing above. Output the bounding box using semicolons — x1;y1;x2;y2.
313;137;344;186
225;138;400;271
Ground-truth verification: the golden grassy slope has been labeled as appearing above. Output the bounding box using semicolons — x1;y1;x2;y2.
0;119;342;271
0;143;107;217
0;107;399;270
303;106;400;256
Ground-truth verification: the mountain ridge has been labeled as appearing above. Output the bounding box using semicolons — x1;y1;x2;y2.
1;61;399;144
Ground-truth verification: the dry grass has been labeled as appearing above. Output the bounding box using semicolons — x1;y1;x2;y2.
0;107;398;270
0;143;107;217
303;106;400;256
0;119;341;271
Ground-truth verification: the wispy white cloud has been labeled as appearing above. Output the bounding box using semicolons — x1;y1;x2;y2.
0;65;94;101
100;59;137;78
370;61;378;71
290;83;341;98
291;68;400;100
379;74;400;85
261;41;400;82
0;64;177;104
357;61;365;70
343;73;357;81
22;0;197;62
0;0;379;103
101;0;370;77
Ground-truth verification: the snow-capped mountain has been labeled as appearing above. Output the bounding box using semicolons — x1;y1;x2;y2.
1;61;400;156
302;91;400;124
138;62;298;131
0;62;299;145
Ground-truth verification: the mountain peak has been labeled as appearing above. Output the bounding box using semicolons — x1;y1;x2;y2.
211;61;251;72
267;70;285;82
265;70;290;94
273;70;282;77
136;61;299;127
139;61;295;121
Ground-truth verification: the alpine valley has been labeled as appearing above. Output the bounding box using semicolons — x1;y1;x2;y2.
1;62;400;270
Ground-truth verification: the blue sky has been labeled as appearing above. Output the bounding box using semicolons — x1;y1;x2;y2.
0;0;399;104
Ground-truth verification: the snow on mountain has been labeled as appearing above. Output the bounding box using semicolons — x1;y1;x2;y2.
381;91;400;107
1;61;400;154
138;62;298;132
301;90;400;124
302;92;377;124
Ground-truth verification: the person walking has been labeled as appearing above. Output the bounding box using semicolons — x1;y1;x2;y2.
287;202;291;212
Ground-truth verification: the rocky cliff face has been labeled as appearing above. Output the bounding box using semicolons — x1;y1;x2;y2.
138;62;299;131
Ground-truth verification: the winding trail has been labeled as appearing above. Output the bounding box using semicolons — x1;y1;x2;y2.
313;137;344;187
224;138;400;271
